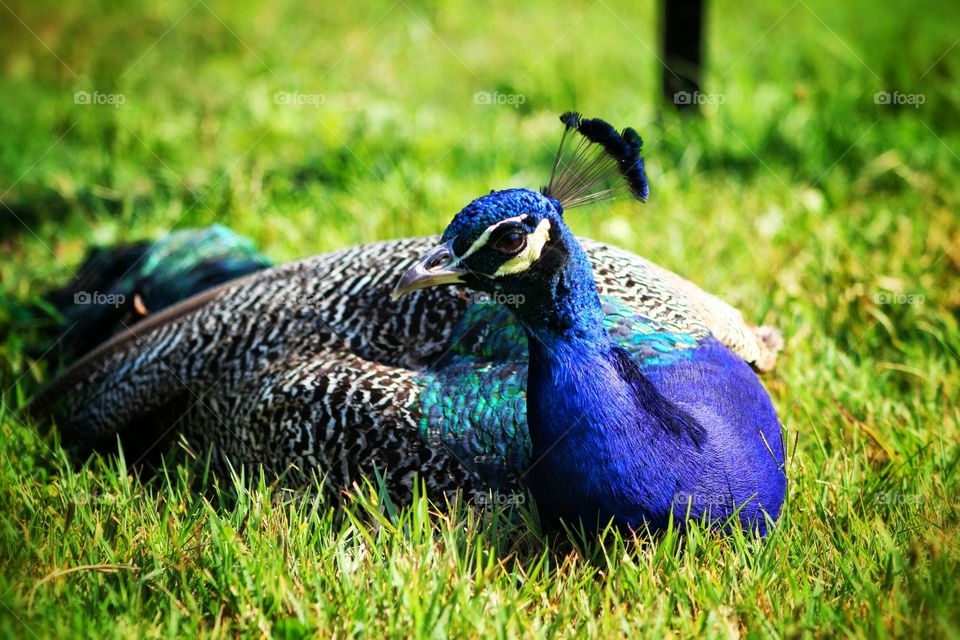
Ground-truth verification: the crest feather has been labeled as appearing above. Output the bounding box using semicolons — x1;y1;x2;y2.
542;112;649;210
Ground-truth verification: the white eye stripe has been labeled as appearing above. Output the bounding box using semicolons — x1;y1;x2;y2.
451;214;529;267
493;218;552;276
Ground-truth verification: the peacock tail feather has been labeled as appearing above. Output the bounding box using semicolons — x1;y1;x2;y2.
43;224;271;358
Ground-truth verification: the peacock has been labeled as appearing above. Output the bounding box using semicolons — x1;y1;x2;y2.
31;113;787;535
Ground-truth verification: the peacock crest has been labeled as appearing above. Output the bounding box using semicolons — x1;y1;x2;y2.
542;111;649;209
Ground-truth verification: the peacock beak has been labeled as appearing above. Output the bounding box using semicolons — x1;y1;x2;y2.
391;242;467;301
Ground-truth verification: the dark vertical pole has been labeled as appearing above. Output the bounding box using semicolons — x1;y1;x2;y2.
662;0;705;112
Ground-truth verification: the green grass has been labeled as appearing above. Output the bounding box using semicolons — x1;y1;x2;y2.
1;0;959;636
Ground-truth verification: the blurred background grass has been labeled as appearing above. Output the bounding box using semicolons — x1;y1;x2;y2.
0;0;958;636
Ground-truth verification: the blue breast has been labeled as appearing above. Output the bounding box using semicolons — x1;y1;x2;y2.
528;335;785;534
415;297;703;477
642;338;787;532
418;300;786;534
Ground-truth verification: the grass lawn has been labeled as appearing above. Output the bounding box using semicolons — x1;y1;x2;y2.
1;0;958;636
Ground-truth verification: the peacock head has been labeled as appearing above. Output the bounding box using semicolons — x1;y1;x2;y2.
392;112;649;321
391;188;564;301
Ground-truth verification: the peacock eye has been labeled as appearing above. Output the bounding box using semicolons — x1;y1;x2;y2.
493;231;526;254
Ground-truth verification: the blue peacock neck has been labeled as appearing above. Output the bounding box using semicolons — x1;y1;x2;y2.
508;226;608;345
509;229;705;526
513;230;636;434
